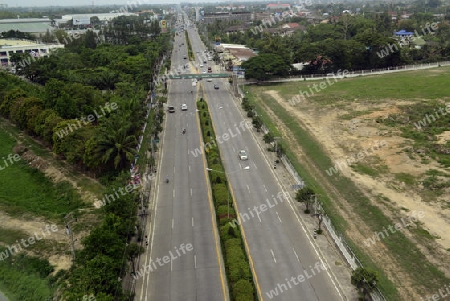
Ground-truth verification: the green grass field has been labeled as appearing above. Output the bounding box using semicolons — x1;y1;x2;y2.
0;127;85;220
244;67;450;300
269;67;450;104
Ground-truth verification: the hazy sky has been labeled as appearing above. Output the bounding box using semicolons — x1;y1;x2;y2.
3;0;260;8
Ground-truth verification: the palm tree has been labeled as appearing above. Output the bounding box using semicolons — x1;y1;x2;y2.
95;121;137;170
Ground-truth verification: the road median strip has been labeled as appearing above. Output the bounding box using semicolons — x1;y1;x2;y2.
197;91;258;300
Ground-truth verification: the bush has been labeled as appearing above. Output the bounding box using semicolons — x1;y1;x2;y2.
213;183;228;205
217;205;230;216
225;239;252;282
220;223;241;240
234;279;254;301
263;133;274;144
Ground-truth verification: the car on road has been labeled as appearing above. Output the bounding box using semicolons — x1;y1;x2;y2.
214;84;219;89
200;64;204;67
168;106;175;113
183;56;187;59
207;78;212;82
238;150;248;160
181;104;188;111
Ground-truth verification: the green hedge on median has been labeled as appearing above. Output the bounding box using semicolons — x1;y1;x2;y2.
197;98;257;301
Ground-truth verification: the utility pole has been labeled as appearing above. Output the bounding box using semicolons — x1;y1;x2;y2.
273;136;281;168
64;212;77;261
311;194;323;237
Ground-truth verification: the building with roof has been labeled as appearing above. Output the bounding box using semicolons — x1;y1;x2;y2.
224;24;248;34
395;29;414;38
0;18;54;36
215;43;256;70
0;39;64;67
266;2;291;10
56;12;138;27
203;11;252;24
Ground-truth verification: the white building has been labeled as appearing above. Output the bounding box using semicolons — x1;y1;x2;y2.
56;13;139;27
0;39;64;67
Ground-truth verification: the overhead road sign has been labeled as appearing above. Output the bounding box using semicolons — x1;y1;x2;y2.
168;73;229;79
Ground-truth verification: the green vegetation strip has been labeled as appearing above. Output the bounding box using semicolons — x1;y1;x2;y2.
245;77;450;299
197;98;256;301
0;251;56;301
0;125;84;220
185;31;195;61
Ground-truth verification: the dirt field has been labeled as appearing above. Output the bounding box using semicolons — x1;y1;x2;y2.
259;89;450;300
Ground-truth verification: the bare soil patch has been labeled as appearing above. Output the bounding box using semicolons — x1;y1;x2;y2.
262;90;450;300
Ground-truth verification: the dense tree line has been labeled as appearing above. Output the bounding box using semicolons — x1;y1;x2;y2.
58;174;143;301
1;25;170;177
1;16;171;300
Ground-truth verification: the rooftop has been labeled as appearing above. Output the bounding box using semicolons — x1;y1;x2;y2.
0;23;53;33
266;3;291;7
0;39;38;47
0;18;51;24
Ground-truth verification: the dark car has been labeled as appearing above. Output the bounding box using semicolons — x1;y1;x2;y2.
168;106;175;113
214;84;219;90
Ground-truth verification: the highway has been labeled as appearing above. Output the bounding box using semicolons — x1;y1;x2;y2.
186;24;345;301
135;16;227;301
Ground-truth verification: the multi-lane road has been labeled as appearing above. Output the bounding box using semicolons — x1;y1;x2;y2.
136;14;345;301
186;25;344;301
135;21;227;301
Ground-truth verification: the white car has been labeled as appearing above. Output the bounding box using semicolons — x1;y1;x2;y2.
181;104;188;111
207;78;212;82
238;150;248;160
200;64;204;67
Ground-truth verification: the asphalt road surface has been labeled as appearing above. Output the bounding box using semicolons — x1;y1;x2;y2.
186;25;345;301
135;18;227;301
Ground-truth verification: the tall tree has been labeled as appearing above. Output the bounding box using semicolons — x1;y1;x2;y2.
242;53;290;81
95;121;137;170
351;267;380;300
295;187;316;213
